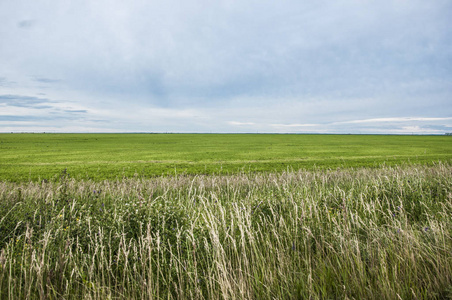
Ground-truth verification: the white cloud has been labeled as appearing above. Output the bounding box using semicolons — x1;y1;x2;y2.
228;121;255;126
270;123;318;128
336;117;452;124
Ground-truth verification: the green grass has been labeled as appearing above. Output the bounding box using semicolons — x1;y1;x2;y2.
1;133;451;181
0;164;451;299
1;134;451;298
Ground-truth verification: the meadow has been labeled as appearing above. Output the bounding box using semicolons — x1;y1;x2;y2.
0;164;451;299
0;133;451;182
0;134;451;299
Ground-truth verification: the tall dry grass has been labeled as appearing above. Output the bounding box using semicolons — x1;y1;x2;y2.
0;163;451;299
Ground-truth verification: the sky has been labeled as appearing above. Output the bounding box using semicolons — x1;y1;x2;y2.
1;0;451;134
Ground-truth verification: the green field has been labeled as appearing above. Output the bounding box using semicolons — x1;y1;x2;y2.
1;134;451;298
1;133;451;181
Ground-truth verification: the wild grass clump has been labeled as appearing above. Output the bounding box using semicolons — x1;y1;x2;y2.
0;163;451;299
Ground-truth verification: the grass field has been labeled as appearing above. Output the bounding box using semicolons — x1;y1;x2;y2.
0;164;451;299
1;133;451;298
1;133;451;182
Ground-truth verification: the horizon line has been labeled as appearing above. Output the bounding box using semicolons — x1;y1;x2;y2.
0;132;450;136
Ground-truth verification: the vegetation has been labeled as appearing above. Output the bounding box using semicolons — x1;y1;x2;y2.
1;133;451;182
0;163;451;299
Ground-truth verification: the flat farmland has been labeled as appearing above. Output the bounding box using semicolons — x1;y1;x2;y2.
0;133;451;181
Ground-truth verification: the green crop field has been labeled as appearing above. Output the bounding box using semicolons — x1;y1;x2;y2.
0;133;451;181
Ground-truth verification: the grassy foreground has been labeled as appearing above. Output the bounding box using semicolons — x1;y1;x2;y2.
0;163;451;299
1;133;451;181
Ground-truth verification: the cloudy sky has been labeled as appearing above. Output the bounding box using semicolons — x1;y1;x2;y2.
1;0;451;133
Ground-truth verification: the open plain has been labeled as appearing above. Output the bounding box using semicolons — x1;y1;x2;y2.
0;134;451;299
1;133;451;181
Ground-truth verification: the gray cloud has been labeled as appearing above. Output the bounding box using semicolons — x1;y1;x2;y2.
33;105;54;109
33;77;61;84
0;94;54;108
0;115;47;121
0;0;451;133
0;111;87;122
17;19;35;28
63;109;88;113
0;77;15;87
